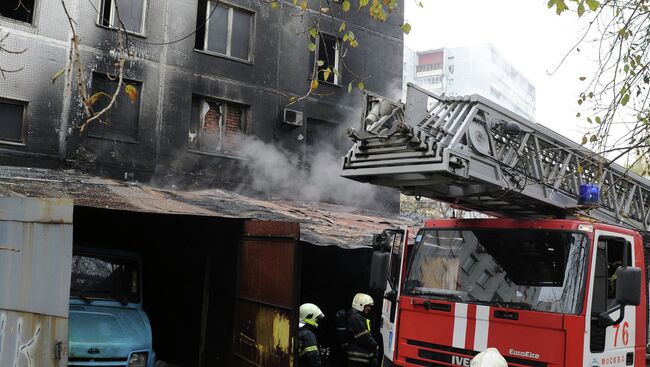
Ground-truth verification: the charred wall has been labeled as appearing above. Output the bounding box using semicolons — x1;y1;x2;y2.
0;0;403;210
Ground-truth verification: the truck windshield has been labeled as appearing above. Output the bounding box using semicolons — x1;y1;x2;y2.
70;253;140;304
404;229;589;314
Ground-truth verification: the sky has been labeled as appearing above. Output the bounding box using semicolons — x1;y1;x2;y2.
403;0;597;144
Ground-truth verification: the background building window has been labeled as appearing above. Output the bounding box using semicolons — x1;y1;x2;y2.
87;73;141;141
195;1;254;61
0;99;26;143
99;0;146;34
315;34;340;84
189;95;246;154
0;0;35;23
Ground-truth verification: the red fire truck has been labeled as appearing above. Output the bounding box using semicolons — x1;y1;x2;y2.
342;84;650;367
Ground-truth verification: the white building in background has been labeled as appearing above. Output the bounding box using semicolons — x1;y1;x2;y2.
403;44;536;121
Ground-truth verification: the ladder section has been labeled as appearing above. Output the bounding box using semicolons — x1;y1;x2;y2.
341;83;650;230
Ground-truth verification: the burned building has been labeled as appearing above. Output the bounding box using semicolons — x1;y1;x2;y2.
0;0;404;209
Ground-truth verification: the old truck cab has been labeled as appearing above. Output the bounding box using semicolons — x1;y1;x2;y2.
68;248;155;367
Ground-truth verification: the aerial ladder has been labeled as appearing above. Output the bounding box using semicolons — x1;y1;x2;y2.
342;82;650;231
342;83;650;367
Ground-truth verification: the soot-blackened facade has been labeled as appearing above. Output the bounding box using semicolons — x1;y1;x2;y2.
0;0;404;203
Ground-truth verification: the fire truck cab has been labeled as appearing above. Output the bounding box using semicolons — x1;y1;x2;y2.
342;83;650;366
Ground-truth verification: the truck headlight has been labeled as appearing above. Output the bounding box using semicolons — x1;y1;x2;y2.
128;352;148;367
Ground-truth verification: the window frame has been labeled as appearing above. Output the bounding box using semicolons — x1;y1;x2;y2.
98;0;148;36
188;95;249;158
314;33;341;85
0;0;37;25
201;1;255;63
0;98;27;146
86;72;143;144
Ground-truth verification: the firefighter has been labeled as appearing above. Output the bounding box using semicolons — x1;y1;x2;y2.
298;303;324;367
344;293;378;367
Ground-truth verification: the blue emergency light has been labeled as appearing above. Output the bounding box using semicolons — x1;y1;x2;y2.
578;183;600;206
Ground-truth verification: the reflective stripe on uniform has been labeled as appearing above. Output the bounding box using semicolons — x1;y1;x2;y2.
365;319;371;331
347;351;373;358
299;345;319;355
354;330;370;338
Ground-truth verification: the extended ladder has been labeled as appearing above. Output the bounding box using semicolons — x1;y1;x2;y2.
341;83;650;231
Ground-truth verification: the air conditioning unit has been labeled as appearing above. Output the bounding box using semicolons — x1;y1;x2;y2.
283;108;303;127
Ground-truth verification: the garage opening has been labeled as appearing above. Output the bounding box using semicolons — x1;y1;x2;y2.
73;206;243;366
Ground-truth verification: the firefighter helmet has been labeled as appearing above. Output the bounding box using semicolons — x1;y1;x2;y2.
470;348;507;367
351;293;374;312
299;303;324;328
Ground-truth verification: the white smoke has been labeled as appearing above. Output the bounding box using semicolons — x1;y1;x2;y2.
237;135;380;206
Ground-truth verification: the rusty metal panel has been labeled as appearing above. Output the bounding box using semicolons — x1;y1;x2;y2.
0;197;73;367
232;300;292;367
237;239;296;309
232;220;300;367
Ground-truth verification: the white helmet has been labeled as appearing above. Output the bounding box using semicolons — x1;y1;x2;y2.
299;303;324;328
351;293;374;312
470;348;507;367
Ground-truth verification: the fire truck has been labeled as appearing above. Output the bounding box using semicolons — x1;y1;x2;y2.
341;83;650;367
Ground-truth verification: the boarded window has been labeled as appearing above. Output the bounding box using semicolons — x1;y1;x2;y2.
195;1;254;61
87;74;141;141
315;34;339;84
189;96;246;154
0;0;35;23
0;100;25;143
100;0;146;34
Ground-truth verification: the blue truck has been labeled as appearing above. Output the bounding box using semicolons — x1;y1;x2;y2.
67;248;155;367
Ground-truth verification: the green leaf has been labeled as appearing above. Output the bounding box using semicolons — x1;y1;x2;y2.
595;116;602;124
586;0;599;11
357;80;365;91
333;68;339;77
621;93;630;106
342;0;351;12
317;60;324;66
577;2;585;16
309;27;317;38
547;0;568;15
271;1;279;9
418;1;423;7
52;68;65;84
576;112;581;118
308;42;317;52
338;22;346;33
359;0;369;8
579;76;586;81
300;0;307;11
581;136;588;145
401;22;412;35
323;67;332;81
577;163;584;172
348;82;353;93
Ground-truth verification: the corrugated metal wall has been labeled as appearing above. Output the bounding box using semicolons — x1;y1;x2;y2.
0;197;73;367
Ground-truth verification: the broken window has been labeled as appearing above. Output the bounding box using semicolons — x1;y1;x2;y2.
87;73;141;141
314;34;340;84
189;95;246;154
0;0;35;23
195;1;254;61
0;99;26;143
99;0;146;34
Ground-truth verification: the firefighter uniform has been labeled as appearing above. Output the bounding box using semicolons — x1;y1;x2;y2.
345;293;378;367
298;303;324;367
298;324;322;367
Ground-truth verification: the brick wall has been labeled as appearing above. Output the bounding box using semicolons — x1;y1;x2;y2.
223;105;242;151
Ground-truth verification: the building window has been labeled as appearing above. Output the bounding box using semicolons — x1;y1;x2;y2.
415;63;442;73
0;99;26;144
461;254;478;275
189;95;246;154
477;270;492;289
195;1;254;62
99;0;146;34
0;0;35;23
87;73;141;142
314;34;340;84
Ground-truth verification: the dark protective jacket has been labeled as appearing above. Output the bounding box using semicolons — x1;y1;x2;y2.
298;325;321;367
344;308;378;366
